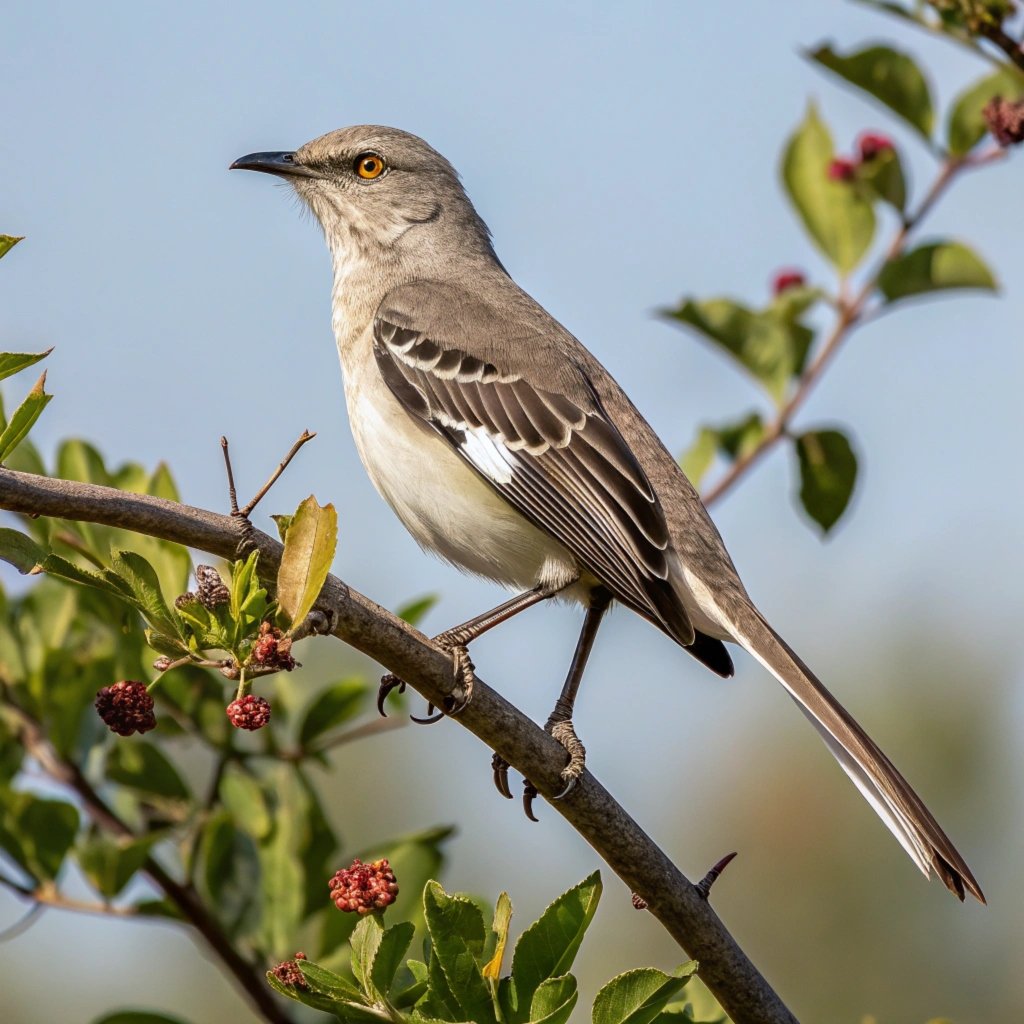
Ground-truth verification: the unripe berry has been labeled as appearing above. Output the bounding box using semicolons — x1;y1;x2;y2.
226;693;271;730
328;858;399;914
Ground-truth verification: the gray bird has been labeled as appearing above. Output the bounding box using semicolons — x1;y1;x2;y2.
232;126;983;903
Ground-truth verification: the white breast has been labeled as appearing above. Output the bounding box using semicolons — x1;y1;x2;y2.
337;327;579;593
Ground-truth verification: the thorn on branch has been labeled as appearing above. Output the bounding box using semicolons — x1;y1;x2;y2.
695;851;738;900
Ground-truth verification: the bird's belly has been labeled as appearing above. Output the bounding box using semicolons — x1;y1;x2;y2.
344;363;578;592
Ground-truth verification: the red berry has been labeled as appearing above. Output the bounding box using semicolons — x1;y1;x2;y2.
251;622;296;672
771;269;806;296
858;132;894;161
984;96;1024;147
271;959;307;989
827;157;857;182
328;858;399;914
226;693;271;731
95;681;157;737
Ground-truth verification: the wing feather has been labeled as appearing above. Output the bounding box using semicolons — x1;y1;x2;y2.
372;304;695;645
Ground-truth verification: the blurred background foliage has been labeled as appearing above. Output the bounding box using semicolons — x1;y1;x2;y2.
2;1;1023;1022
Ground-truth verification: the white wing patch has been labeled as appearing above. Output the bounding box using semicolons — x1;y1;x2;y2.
458;425;516;485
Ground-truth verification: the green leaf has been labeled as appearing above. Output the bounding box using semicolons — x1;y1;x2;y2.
38;554;133;601
878;241;997;302
298;677;367;749
714;412;765;461
0;235;24;259
396;593;439;628
591;964;698;1024
371;920;416;998
483;891;513;980
220;765;272;839
111;550;180;638
663;299;813;403
423;880;495;1024
106;741;191;801
0;790;79;881
530;976;578;1024
857;146;907;212
270;513;293;542
0;349;51;383
795;428;858;534
510;871;601;1022
782;104;876;273
948;68;1024;155
78;832;162;899
0;528;46;574
90;1014;191;1024
350;914;384;994
267;959;371;1018
809;44;933;137
0;371;52;463
277;495;338;631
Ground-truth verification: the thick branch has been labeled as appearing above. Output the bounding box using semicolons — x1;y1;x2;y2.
0;466;798;1024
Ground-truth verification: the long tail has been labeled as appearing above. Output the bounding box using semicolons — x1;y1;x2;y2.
724;603;984;903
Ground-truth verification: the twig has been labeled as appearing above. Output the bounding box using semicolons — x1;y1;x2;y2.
0;467;798;1024
701;147;1004;508
3;691;292;1024
239;429;316;518
220;436;240;515
977;21;1024;73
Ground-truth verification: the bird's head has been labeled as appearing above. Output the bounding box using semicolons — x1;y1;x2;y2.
231;125;494;265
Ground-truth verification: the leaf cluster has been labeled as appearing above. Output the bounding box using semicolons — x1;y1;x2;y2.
270;873;717;1024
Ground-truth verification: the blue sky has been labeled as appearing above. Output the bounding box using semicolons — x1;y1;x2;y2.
2;3;1022;1022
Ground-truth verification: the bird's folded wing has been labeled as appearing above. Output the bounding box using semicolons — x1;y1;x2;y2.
372;280;694;645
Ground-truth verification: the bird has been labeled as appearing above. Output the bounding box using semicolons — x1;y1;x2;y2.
231;126;983;903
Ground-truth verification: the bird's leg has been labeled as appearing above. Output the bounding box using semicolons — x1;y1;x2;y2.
378;579;574;722
521;587;611;820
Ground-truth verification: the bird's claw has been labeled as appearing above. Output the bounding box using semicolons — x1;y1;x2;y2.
376;674;406;717
549;719;585;800
492;753;513;799
522;780;540;822
377;638;477;724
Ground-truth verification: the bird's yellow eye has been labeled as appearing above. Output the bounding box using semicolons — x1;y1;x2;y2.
354;153;386;180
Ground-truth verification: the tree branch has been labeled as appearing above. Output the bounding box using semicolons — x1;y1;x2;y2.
701;148;1004;509
0;465;798;1024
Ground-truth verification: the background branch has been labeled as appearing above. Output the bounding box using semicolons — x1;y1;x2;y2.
0;466;797;1024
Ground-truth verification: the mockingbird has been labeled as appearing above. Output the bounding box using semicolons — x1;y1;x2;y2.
232;126;983;902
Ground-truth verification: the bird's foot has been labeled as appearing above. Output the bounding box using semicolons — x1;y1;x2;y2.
514;717;587;821
377;629;477;723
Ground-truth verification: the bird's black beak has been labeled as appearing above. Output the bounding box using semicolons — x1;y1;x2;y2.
229;151;317;178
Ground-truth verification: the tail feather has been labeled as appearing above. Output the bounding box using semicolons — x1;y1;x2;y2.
726;603;984;903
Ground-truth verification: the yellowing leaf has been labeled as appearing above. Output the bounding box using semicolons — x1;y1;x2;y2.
277;495;338;631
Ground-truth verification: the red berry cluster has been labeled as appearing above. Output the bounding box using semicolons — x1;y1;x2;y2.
271;952;308;989
828;132;894;182
95;681;157;736
252;621;296;672
771;269;806;296
984;96;1024;147
328;858;399;914
226;693;272;731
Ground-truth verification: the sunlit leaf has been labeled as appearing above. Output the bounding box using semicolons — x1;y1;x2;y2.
0;371;52;463
0;349;51;383
277;496;338;631
530;975;578;1024
0;236;24;259
809;43;933;137
877;241;996;302
591;964;698;1024
483;891;513;980
782;104;876;273
510;871;601;1021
